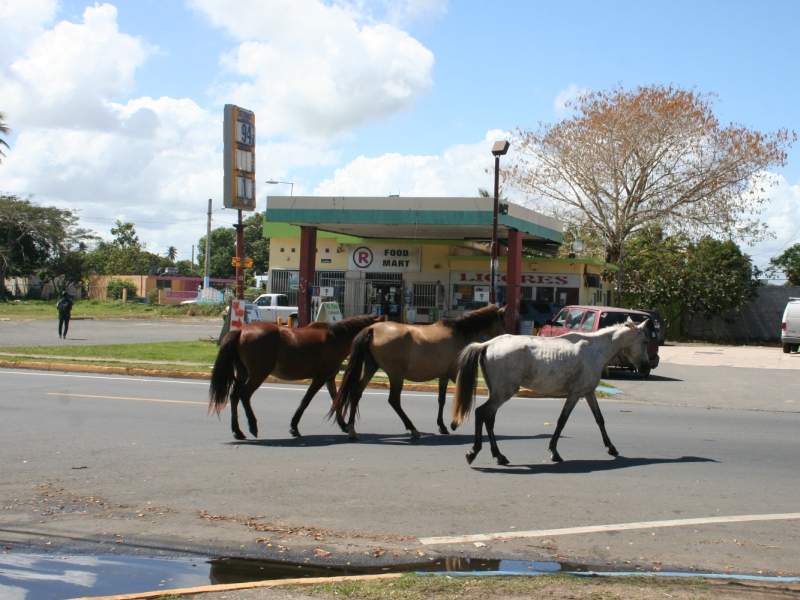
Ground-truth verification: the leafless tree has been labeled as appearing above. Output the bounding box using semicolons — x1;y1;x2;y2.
505;84;796;265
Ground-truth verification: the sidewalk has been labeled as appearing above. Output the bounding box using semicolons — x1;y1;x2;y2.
657;344;800;370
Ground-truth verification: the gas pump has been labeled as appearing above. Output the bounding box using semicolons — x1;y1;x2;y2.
386;287;400;320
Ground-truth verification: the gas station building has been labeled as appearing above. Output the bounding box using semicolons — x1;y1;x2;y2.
263;195;617;333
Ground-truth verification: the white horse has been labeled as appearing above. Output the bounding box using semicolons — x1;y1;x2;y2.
451;319;651;465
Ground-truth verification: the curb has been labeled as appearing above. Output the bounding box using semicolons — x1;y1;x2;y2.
0;359;510;396
72;572;403;600
0;361;614;399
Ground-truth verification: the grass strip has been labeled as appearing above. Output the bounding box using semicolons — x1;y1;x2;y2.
276;572;787;600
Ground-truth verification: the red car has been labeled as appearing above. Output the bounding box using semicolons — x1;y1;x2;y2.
538;305;660;374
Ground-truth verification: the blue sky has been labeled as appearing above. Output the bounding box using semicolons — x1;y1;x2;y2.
1;0;798;278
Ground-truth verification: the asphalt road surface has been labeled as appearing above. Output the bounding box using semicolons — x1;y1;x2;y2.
0;317;223;347
1;361;799;584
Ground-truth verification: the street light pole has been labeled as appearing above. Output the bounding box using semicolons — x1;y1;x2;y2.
490;140;509;306
265;180;294;196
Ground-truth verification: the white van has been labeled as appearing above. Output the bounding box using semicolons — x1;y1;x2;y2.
781;298;800;353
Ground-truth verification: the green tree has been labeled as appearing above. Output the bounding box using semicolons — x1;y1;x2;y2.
166;246;178;262
197;227;236;279
110;220;141;249
196;216;269;280
506;84;796;266
0;111;10;163
767;244;800;286
682;238;760;329
86;221;160;275
1;195;94;299
243;213;269;274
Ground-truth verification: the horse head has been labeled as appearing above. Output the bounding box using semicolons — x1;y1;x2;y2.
619;318;652;377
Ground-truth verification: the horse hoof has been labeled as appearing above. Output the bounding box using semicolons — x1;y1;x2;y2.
607;446;619;456
466;451;477;464
495;455;510;466
550;454;563;463
233;431;246;440
410;429;421;439
290;428;301;438
438;426;450;435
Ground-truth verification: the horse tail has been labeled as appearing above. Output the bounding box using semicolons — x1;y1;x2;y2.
208;329;245;415
450;342;486;430
328;327;373;422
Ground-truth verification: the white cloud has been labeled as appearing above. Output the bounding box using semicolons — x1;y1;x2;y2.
191;0;434;142
0;0;57;57
746;176;800;274
313;130;507;197
0;3;152;130
553;83;588;116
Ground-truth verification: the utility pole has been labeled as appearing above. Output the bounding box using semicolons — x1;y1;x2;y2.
235;210;244;300
204;198;211;290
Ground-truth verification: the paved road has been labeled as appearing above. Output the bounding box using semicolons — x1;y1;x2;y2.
0;317;223;347
1;325;799;599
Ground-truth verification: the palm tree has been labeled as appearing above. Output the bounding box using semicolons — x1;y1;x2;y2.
0;112;10;163
166;246;177;262
478;187;507;200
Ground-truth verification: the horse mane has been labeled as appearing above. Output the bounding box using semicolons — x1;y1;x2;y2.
328;314;379;338
440;305;501;335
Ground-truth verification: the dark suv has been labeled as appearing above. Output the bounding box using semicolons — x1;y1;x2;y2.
539;305;660;374
517;300;558;334
634;307;666;345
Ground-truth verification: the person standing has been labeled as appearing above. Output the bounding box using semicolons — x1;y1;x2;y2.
56;290;73;339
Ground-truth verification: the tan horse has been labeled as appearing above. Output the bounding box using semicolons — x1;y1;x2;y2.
209;314;382;440
329;305;506;439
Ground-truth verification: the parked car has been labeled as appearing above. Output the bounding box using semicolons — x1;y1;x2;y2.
781;298;800;354
634;307;666;345
539;305;660;375
517;299;558;334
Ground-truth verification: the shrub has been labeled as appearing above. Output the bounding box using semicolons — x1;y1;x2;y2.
107;278;139;301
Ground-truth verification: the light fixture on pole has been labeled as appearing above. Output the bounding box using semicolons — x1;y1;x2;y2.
265;180;294;196
490;140;509;306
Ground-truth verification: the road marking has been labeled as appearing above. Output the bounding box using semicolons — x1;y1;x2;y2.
419;513;800;545
46;393;205;406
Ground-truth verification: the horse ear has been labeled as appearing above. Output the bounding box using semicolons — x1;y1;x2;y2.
625;317;636;329
498;306;506;314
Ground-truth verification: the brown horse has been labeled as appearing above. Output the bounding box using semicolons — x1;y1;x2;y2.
209;314;382;440
329;305;506;440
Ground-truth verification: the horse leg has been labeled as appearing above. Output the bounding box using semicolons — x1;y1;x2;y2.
549;395;581;462
585;391;618;457
436;377;449;435
323;378;349;433
232;368;269;439
289;377;328;437
387;377;420;438
466;400;486;464
482;404;509;465
346;360;379;441
229;389;246;440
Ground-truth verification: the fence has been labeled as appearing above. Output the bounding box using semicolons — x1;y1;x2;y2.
684;286;800;344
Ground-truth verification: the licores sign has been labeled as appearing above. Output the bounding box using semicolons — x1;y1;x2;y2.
223;104;256;211
348;245;421;273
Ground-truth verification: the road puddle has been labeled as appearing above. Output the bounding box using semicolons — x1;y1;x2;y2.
0;553;591;599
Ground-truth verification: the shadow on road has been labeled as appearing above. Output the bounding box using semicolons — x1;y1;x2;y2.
228;432;551;448
471;455;717;475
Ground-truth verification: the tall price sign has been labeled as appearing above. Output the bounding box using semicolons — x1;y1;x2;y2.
223;105;256;211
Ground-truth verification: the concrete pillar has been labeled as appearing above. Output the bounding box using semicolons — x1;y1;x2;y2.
298;226;317;327
505;228;523;334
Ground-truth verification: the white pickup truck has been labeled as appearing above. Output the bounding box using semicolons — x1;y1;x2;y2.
252;293;299;326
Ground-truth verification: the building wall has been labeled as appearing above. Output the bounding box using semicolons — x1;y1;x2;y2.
267;234;616;322
684;286;800;343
